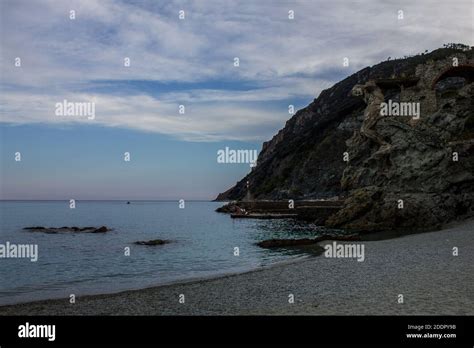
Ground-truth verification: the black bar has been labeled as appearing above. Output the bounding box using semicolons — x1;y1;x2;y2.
0;316;473;346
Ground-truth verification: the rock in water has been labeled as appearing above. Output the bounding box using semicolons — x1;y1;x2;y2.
257;234;361;248
23;226;111;233
257;238;319;248
134;239;170;246
92;226;109;233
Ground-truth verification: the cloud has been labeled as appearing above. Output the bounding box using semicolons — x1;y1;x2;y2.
1;0;473;141
0;91;286;141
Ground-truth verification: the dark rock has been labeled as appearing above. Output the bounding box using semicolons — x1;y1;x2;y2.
257;234;361;248
134;239;170;246
215;202;242;213
295;206;341;224
257;238;318;248
92;226;109;233
23;226;111;233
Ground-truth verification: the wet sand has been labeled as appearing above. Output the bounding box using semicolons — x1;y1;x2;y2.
0;218;472;315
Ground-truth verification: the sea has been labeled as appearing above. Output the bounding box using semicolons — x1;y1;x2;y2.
0;200;331;305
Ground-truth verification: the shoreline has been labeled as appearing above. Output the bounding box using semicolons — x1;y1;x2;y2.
1;218;473;315
0;253;313;308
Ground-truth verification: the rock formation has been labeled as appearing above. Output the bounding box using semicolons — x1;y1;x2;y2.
134;239;170;246
217;45;474;232
23;226;111;233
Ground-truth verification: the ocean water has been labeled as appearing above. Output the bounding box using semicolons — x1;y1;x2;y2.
0;201;328;305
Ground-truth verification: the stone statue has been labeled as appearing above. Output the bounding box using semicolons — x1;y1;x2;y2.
351;81;391;155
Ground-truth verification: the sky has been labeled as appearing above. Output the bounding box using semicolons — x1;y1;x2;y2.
0;0;473;200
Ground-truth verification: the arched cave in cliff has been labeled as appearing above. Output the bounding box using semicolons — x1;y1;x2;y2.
432;65;474;92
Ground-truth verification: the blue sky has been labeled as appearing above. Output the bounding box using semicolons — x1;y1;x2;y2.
1;0;472;199
0;124;261;200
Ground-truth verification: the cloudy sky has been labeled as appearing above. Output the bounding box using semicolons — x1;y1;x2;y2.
1;0;473;199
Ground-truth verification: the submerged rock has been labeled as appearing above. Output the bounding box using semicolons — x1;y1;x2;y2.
257;234;361;248
23;226;112;233
257;238;319;248
92;226;109;233
134;239;170;246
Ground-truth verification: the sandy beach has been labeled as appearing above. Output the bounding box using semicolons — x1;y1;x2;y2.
1;218;473;316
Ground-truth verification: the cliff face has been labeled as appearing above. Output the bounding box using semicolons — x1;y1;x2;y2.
217;46;474;231
216;68;369;200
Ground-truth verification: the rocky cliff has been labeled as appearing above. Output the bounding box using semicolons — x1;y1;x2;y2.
216;45;474;232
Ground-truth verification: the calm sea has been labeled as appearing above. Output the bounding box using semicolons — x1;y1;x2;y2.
0;201;330;305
